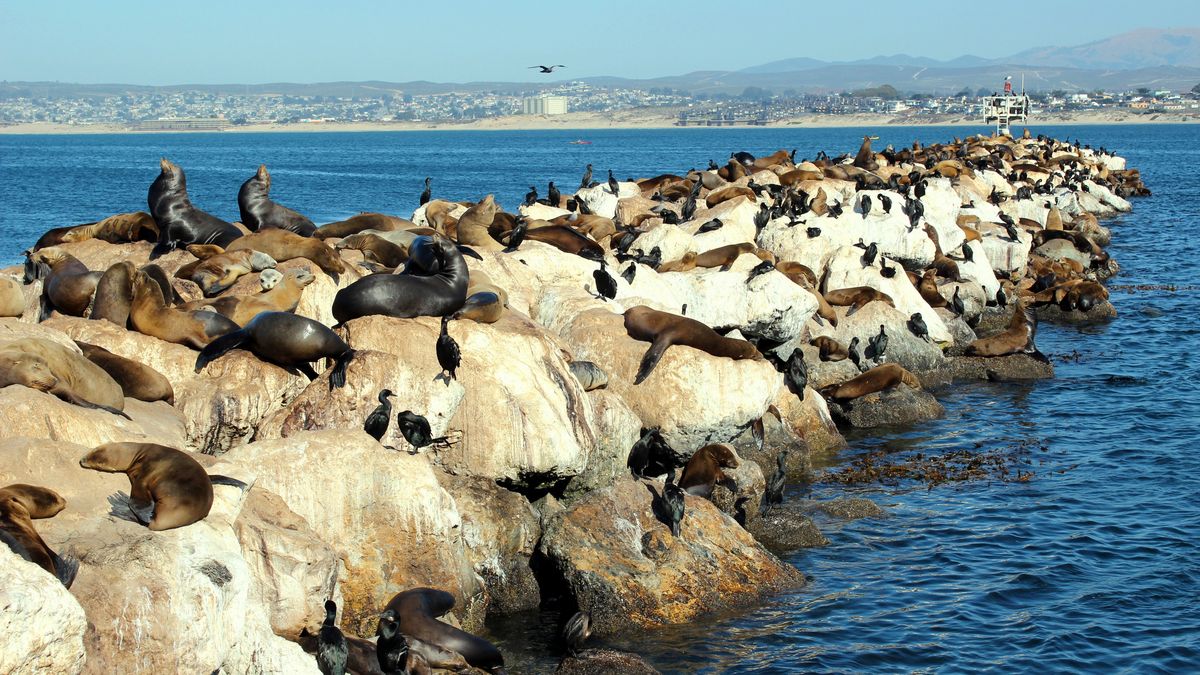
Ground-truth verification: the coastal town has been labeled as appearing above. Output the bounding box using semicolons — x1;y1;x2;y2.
2;80;1198;130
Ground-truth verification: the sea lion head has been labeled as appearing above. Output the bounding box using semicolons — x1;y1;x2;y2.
259;268;284;290
79;443;138;473
0;352;57;392
288;267;316;288
256;164;270;188
704;444;740;469
0;484;67;519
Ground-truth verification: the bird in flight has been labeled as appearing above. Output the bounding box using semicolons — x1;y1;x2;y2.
529;65;566;73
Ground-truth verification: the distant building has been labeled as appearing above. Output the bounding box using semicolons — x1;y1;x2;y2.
134;116;229;131
522;95;568;115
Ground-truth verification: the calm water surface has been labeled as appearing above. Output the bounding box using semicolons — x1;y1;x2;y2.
1;125;1196;673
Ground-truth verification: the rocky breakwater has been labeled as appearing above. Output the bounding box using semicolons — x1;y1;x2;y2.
0;133;1143;673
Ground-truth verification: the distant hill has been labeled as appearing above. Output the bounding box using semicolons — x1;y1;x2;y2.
1005;27;1200;69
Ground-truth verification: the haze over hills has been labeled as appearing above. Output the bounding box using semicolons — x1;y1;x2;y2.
3;27;1198;100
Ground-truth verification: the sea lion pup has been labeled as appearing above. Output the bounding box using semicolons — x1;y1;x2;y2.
678;443;739;499
185;267;315;326
917;269;949;308
810;335;849;361
147;158;243;257
384;587;505;673
314;213;415;240
455;195;501;249
79;442;241;531
227;229;345;278
0;334;125;404
623;305;762;385
657;252;698;273
965;300;1047;361
335;232;409;268
823;287;896;316
820;362;922;402
568;361;608;391
196;311;356;387
0;484;77;588
130;269;235;349
24;247;102;319
75;341;175;405
237;164;317;236
0;276;25;318
704;185;756;209
332;235;468;323
175;246;277;297
58;211;159;246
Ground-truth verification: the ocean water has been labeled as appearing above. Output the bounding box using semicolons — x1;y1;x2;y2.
2;125;1197;673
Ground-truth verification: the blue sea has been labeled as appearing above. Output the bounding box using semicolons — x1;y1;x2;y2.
1;125;1197;673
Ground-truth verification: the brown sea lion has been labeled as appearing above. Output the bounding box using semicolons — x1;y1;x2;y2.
0;484;76;587
449;291;504;324
60;211;159;246
90;261;136;326
524;225;604;259
774;261;819;288
455;195;501;249
24;247;101;319
227;229;345;278
704;186;756;209
335;232;409;268
314;213;413;240
422;200;461;233
678;443;739;498
810;336;849;362
185;267;315;326
384;588;505;673
176;246;277;296
79;443;220;531
130;270;233;349
823;287;896;316
694;243;768;271
75;341;175;405
808;187;830;216
0;337;127;416
918;269;949;308
658;252;698;273
623;305;762;384
820;363;921;401
552;214;617;241
1046;207;1064;231
779;168;824;185
964;300;1044;359
853;135;879;171
0;276;25;318
751;149;792;171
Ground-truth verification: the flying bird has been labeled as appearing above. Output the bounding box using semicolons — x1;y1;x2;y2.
529;65;566;73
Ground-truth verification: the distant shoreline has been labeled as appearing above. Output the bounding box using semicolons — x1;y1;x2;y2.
2;110;1197;135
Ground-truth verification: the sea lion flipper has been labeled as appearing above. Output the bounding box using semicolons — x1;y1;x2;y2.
328;350;356;389
51;551;79;589
195;330;249;373
457;245;483;261
752;418;765;452
208;474;249;490
634;338;670;385
59;391;130;420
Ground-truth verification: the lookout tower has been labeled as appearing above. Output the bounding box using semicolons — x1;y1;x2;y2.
983;75;1029;136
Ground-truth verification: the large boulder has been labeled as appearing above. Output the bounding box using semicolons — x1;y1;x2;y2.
0;387;185;448
683;196;758;252
537;477;804;635
575;182;640;219
653;263;817;342
563;389;642;500
0;548;88;674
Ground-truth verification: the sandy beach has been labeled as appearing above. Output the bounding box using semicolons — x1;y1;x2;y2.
1;108;1197;135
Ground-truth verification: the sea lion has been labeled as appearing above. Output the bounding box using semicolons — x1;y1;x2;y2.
130;269;234;348
853;135;878;171
773;261;818;288
678;443;739;498
75;340;175;405
809;336;849;361
91;261;136;326
227;229;345;278
185;267;315;326
523;224;604;259
694;243;767;271
553;214;617;241
384;588;505;673
657;252;697;273
259;268;284;290
79;442;216;531
568;361;608;391
237;164;317;236
964;300;1045;360
823;287;896;315
623;305;762;384
0;337;127;415
455;195;501;249
0;484;76;587
24;247;101;319
704;186;756;209
59;211;159;246
918;269;949;308
314;213;414;240
333;235;469;323
0;276;25;318
176;246;277;296
335;232;409;268
196;311;356;387
148;158;244;256
448;291;504;324
820;363;921;401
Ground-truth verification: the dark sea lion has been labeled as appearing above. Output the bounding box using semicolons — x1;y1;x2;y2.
75;340;175;405
820;363;921;401
965;300;1045;360
0;337;127;415
177;246;277;296
91;261;136;326
521;224;604;259
79;442;216;531
148;158;244;257
384;588;505;673
314;213;414;240
185;267;314;326
678;443;739;498
810;335;849;361
195;311;356;387
25;247;102;319
130;270;232;349
0;277;26;318
568;361;608;391
237;164;317;236
0;484;77;587
332;235;468;324
823;287;896;315
623;305;762;384
227;229;345;279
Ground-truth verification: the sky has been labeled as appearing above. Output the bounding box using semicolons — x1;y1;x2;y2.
1;0;1198;85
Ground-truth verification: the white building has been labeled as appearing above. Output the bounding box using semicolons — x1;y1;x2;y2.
522;95;568;115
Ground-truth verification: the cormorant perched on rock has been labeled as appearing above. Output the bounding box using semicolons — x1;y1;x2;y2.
866;325;888;362
746;260;775;284
784;349;807;399
563;611;592;657
317;600;348;675
436;316;460;382
807;227;821;238
593;261;617;300
763;448;788;508
396;411;446;450
607;169;620;198
879;194;892;213
621;263;636;285
419;177;431;206
859;241;878;267
363;389;394;442
376;609;409;674
907;312;931;342
848;336;865;372
547;181;560;207
951;287;966;316
861;194;873;215
662;468;686;537
524;185;538;207
505;216;528;252
697;218;723;233
579;164;592;190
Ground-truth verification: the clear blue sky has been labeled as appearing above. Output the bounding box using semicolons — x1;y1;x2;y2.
0;0;1196;84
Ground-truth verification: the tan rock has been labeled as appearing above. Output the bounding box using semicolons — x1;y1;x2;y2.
0;548;87;674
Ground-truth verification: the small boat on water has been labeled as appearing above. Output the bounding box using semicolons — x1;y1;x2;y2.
568;139;592;145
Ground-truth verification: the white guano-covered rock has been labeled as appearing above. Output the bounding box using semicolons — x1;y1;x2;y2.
0;548;87;675
576;182;639;219
822;246;953;345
